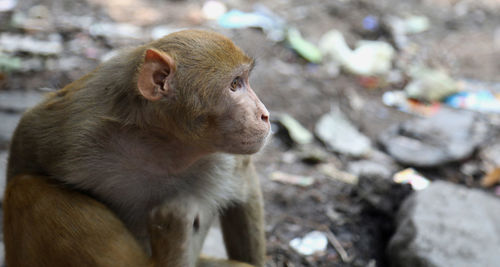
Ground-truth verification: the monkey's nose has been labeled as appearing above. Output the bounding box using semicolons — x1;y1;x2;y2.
261;114;269;123
261;111;269;123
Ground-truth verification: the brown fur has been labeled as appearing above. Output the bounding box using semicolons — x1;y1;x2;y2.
4;30;269;267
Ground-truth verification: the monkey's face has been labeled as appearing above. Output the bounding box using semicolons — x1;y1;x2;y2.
211;72;270;155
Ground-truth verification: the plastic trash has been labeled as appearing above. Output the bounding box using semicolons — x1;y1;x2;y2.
270;171;315;187
393;168;430;190
286;28;322;63
0;53;21;72
386;15;430;48
319;30;394;76
444;91;500;114
202;1;227;20
289;231;328;256
405;66;460;102
0;0;16;12
319;163;358;185
217;7;285;41
362;15;379;31
382;90;441;117
277;114;314;145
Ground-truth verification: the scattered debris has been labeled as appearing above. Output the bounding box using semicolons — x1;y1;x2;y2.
323;228;352;263
276;114;314;145
319;163;358;185
89;23;144;39
347;160;393;179
393;168;430;190
380;109;488;167
0;53;21;72
389;181;500;267
386;15;430;48
362;15;379;32
270;171;315;187
315;107;371;157
405;66;460;102
202;1;227;20
445;90;500;113
287;28;322;63
217;7;285;41
319;30;394;76
296;144;331;164
0;0;16;12
382;90;441;117
289;231;328;256
0;33;63;55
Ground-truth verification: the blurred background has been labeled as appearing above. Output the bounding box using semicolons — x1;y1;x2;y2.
1;0;500;266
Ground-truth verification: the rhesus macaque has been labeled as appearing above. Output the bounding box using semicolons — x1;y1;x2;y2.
4;30;270;267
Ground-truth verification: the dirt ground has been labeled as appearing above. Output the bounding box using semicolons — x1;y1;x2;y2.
1;0;500;266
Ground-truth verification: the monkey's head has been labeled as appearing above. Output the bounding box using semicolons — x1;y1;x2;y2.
136;30;270;154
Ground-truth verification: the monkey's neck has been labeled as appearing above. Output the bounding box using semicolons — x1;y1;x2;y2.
162;139;213;175
117;128;215;176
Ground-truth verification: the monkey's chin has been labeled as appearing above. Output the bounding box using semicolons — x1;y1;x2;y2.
223;138;267;155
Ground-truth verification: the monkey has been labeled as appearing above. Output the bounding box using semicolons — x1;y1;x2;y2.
3;29;270;267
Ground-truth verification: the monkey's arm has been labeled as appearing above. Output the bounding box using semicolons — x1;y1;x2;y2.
3;174;187;267
219;159;266;267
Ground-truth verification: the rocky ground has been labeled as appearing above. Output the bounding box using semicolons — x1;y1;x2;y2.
1;0;500;266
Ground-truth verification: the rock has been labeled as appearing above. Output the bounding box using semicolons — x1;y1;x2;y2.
347;160;392;179
0;33;63;56
348;150;397;179
0;112;21;148
0;90;43;112
379;109;488;167
315;108;371;157
388;181;500;267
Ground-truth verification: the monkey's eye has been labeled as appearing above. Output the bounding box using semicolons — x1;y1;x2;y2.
230;77;241;91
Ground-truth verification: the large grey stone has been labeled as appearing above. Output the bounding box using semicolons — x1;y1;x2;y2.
315;108;371;157
379;109;488;167
388;181;500;267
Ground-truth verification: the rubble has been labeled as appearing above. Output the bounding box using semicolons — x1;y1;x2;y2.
315;107;371;157
379;109;488;167
388;181;500;267
0;33;63;56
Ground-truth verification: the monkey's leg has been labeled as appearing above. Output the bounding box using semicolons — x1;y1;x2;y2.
220;161;266;267
3;174;179;267
196;256;254;267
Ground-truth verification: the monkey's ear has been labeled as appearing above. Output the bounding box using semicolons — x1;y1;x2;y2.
137;49;175;101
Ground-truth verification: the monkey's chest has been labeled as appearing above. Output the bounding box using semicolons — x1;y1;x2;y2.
108;155;241;252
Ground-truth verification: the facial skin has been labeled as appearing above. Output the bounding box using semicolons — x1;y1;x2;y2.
212;65;270;154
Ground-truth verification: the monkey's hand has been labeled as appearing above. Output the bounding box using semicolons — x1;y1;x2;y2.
148;202;197;267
